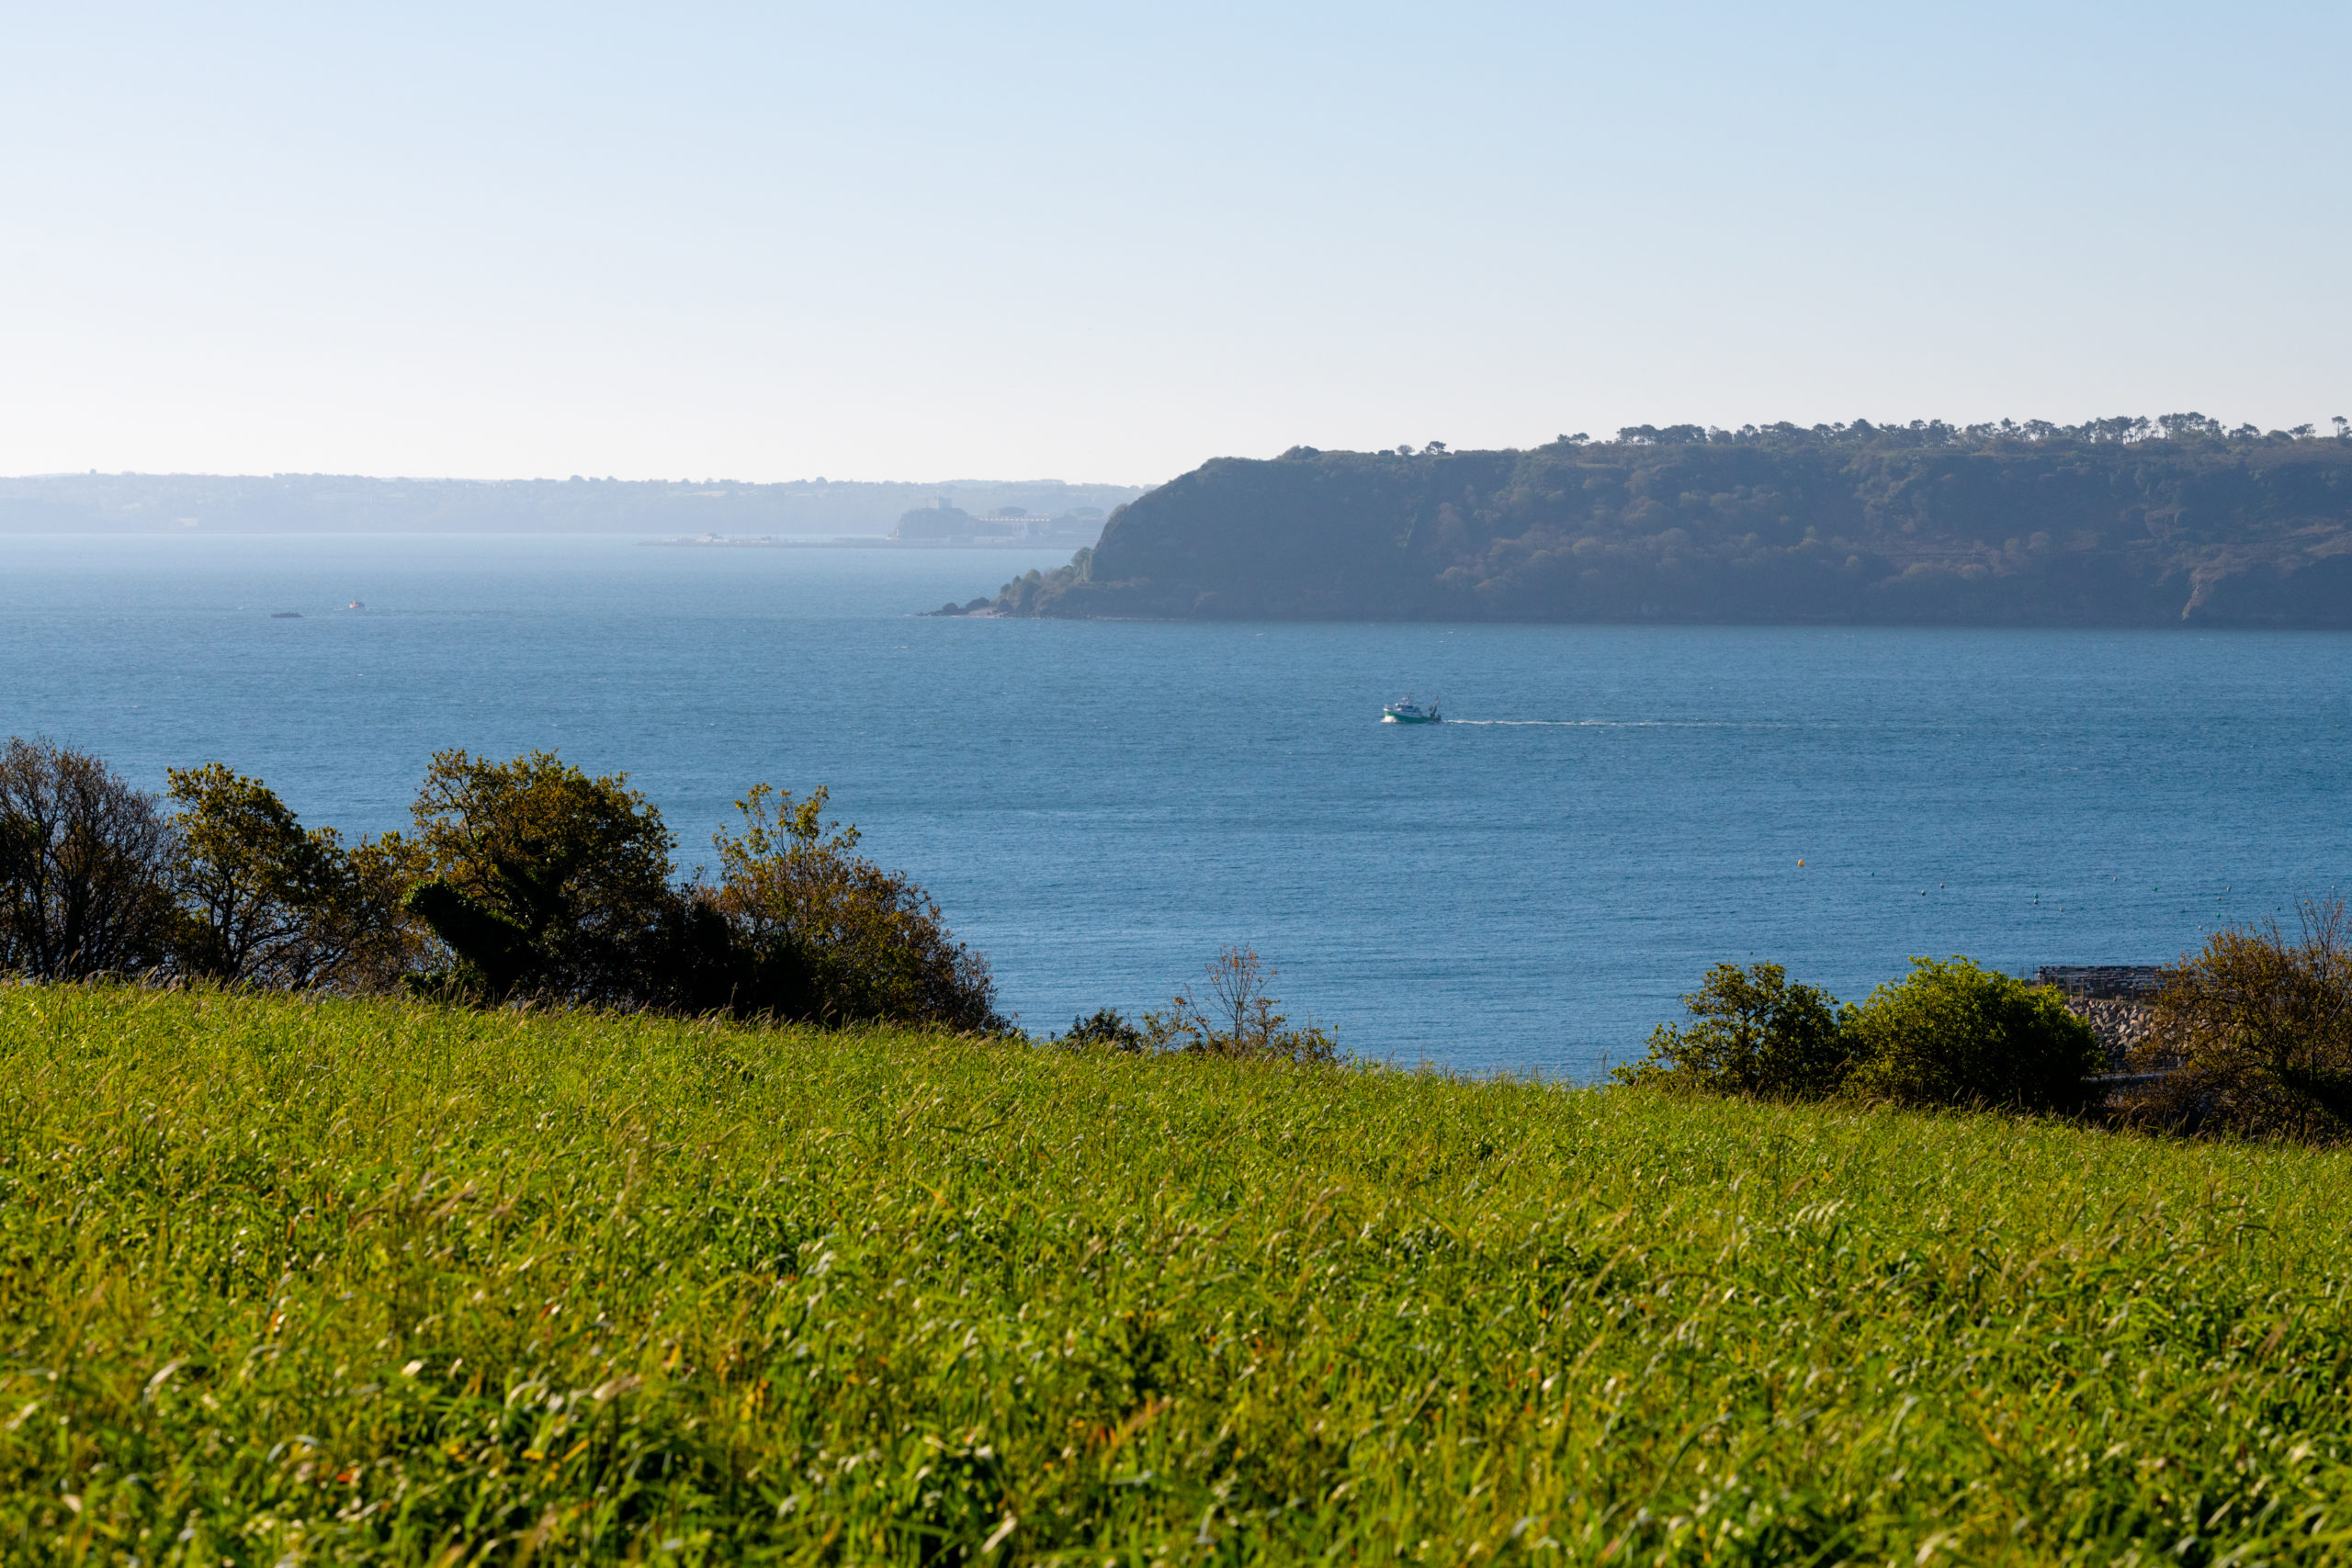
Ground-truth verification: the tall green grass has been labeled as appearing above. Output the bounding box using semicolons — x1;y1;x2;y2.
5;986;2351;1563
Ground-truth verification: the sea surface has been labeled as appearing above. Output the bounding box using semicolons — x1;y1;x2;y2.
4;531;2346;1077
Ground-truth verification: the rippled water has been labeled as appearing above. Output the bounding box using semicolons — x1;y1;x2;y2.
4;531;2346;1076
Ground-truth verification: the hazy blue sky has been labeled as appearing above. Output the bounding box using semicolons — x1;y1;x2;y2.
5;1;2345;483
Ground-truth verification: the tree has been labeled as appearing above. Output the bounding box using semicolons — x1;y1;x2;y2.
165;763;412;988
401;750;676;1002
1612;962;1847;1097
2137;900;2352;1141
0;737;176;979
1841;957;2099;1112
708;784;1002;1031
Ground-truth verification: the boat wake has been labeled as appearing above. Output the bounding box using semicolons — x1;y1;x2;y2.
1443;718;1801;728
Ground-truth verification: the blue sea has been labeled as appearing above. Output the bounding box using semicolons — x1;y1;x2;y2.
5;532;2346;1077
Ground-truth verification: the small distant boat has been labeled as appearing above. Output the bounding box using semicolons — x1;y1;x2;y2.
1382;696;1441;724
270;611;303;619
347;599;365;610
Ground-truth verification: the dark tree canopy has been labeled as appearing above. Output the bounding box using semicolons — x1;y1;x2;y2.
0;738;176;979
167;762;411;989
401;750;683;1003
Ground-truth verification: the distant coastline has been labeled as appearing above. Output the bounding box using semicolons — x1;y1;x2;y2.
0;472;1145;536
641;535;1091;550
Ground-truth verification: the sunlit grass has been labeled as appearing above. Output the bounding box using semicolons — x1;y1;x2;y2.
5;985;2351;1562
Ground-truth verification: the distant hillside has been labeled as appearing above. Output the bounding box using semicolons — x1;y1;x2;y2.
977;418;2352;626
0;473;1144;536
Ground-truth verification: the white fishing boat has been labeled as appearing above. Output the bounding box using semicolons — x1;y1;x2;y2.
1382;696;1441;724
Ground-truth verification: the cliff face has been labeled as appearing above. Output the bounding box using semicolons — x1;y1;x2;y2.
988;433;2352;625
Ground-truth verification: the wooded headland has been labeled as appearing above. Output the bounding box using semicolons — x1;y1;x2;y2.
978;417;2352;625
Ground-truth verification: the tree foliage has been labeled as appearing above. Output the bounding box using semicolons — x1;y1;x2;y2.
401;750;677;1002
0;738;175;979
707;784;1002;1032
165;762;411;988
1059;1006;1149;1052
1841;957;2102;1113
0;737;1004;1034
1612;962;1847;1098
2137;901;2352;1141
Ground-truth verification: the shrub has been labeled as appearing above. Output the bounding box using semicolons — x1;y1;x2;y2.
1612;961;1848;1097
2137;900;2352;1141
708;784;1002;1032
0;737;176;979
164;762;413;989
1842;956;2101;1112
400;750;677;1002
1140;946;1339;1064
1061;1006;1148;1051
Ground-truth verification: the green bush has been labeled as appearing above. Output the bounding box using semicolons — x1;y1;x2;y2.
1627;957;2104;1116
0;738;1001;1031
1842;956;2101;1112
707;784;1003;1032
1060;1005;1148;1051
1613;961;1847;1098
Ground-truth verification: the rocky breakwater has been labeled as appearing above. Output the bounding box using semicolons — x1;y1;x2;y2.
2036;965;2165;1076
2069;998;2159;1073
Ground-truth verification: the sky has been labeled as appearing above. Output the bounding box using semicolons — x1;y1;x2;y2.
3;1;2346;485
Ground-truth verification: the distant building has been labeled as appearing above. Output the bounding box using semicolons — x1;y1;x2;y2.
891;503;1022;542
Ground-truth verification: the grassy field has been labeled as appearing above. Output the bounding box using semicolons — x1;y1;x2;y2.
5;989;2352;1564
